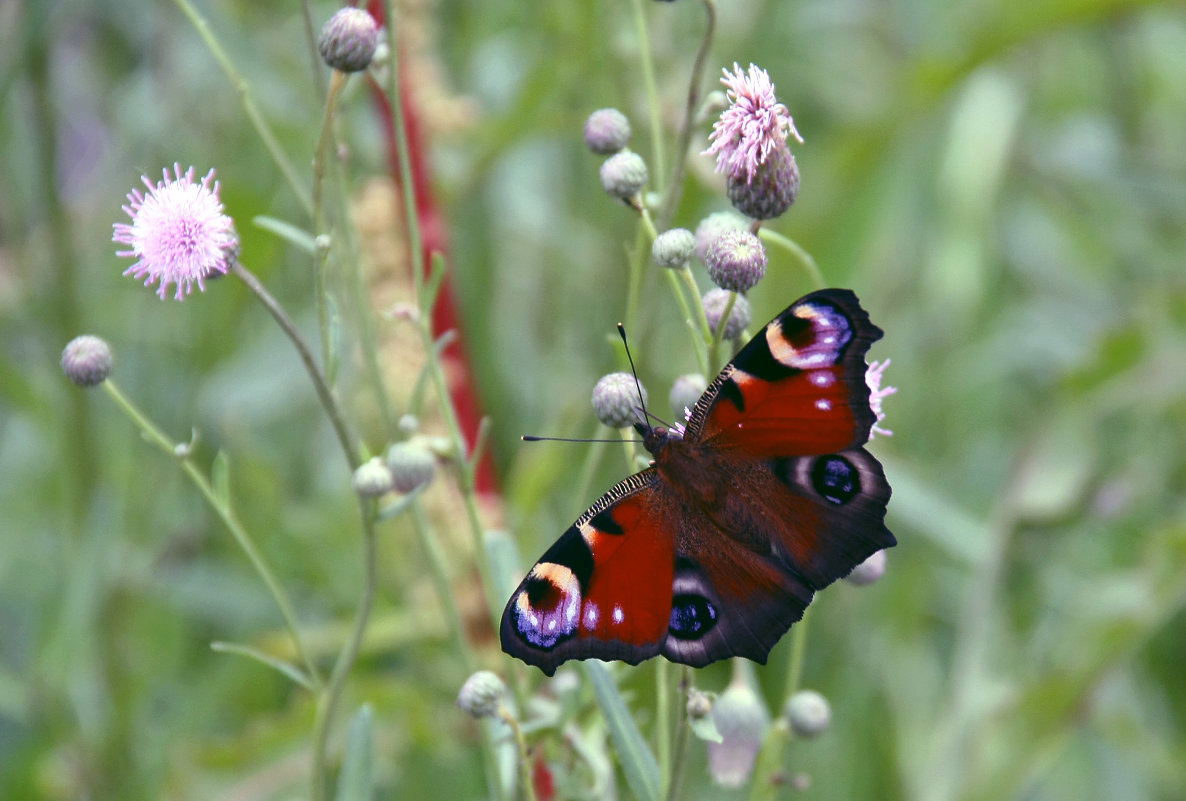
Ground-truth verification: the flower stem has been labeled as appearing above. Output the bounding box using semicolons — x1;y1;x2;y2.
312;69;348;375
231;261;360;470
310;503;379;801
757;228;826;290
707;290;738;369
171;0;312;215
657;0;717;231
665;666;693;801
99;380;320;688
499;707;539;801
630;0;665;196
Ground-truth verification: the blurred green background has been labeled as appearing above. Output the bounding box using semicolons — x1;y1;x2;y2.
2;0;1185;799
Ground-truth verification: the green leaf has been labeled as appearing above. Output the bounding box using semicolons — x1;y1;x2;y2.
584;661;661;801
334;704;374;801
209;641;314;690
253;215;316;253
688;713;723;744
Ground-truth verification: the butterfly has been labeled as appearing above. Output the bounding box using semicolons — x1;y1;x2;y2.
501;289;895;676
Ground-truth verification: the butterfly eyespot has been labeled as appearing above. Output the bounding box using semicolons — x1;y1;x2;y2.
668;593;719;640
810;455;860;505
513;564;582;649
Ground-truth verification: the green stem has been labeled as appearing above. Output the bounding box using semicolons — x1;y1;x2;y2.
657;0;717;230
757;229;826;290
231;262;360;471
665;666;693;801
707;290;738;370
629;0;665;195
99;380;320;688
664;269;709;377
300;0;327;102
310;505;379;801
570;436;609;520
656;659;672;785
171;0;312;216
784;606;811;699
499;707;539;801
312;69;347;374
410;501;474;673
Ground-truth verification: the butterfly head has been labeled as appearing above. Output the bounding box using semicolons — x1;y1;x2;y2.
636;420;683;458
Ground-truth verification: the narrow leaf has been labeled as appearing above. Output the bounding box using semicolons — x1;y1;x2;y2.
584;661;661;801
253;215;316;253
210;641;314;690
334;704;374;801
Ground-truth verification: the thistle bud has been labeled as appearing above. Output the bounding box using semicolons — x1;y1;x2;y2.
61;335;113;387
784;690;831;738
457;670;506;719
694;211;747;262
651;228;696;269
669;373;707;420
386;439;436;494
592;372;646;429
727;139;800;220
600;151;648;202
584;108;632;155
702;289;752;341
352;457;393;498
705;229;767;293
318;8;379;73
707;680;769;787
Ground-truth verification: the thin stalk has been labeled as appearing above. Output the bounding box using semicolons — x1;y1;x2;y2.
312;69;348;373
757;229;826;290
657;0;717;230
783;607;811;699
498;708;539;801
410;501;474;673
665;666;694;801
231;262;360;470
100;380;320;688
664;269;709;377
629;0;665;194
707;290;738;370
300;0;327;102
310;504;379;801
656;659;672;783
171;0;312;215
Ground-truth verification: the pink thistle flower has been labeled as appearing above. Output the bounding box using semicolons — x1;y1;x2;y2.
866;359;897;439
113;164;238;301
703;63;803;185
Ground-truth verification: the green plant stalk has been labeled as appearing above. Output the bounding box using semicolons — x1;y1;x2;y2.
570;436;609;520
657;0;717;231
410;501;474;673
629;0;666;196
656;659;672;782
707;290;738;369
311;69;348;375
310;504;379;801
664;670;693;801
231;262;360;470
300;0;327;102
663;269;709;377
171;0;312;216
499;708;539;801
99;380;320;688
757;229;826;290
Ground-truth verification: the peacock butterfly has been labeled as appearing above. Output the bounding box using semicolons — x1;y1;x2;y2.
501;289;895;676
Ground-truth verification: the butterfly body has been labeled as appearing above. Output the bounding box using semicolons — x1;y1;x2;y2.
502;289;895;676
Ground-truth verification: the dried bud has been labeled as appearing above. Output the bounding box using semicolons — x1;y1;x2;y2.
584;108;632;155
318;8;379;73
61;335;113;387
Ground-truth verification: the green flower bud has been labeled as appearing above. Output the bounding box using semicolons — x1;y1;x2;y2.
784;689;831;738
352;457;393;498
702;289;752;340
457;670;506;719
705;228;767;293
592;372;646;429
318;8;379;73
669;373;707;420
600;151;648;202
584;108;632;155
386;439;436;494
652;228;696;269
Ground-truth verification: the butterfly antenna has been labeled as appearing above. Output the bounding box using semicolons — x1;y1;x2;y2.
617;323;651;426
522;435;643;444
